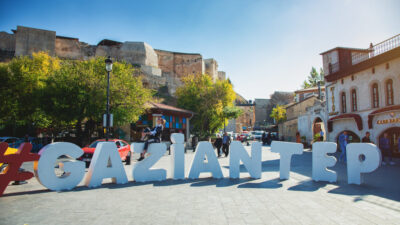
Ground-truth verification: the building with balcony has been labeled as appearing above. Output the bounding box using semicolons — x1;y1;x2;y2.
322;34;400;156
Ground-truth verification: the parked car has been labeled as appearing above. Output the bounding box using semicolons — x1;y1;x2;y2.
0;137;23;148
253;131;265;140
81;139;132;167
239;132;252;142
24;137;45;153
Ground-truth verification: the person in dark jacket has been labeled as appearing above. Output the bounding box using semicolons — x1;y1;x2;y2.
138;118;166;161
222;132;231;157
266;132;272;146
361;131;373;143
379;133;395;165
262;132;267;145
338;131;348;162
214;134;223;157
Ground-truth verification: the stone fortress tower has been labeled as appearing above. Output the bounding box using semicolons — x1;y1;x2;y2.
0;26;225;96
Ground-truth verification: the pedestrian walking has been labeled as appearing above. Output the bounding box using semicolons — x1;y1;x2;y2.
267;132;272;145
338;131;348;162
138;117;165;161
379;133;395;165
222;132;231;157
262;132;267;145
214;134;222;157
361;131;373;143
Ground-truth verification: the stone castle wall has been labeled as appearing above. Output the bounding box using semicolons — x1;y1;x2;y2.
155;49;203;78
0;26;226;97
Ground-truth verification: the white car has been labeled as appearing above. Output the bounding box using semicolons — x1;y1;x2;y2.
252;131;265;140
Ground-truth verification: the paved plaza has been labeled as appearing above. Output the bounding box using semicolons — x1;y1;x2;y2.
1;144;400;225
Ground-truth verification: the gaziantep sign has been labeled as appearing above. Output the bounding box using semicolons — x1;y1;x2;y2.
0;133;381;196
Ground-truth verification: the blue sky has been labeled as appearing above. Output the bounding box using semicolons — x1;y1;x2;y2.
1;0;399;100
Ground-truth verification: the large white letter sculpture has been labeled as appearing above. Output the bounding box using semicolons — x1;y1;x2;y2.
170;133;185;180
312;142;337;182
35;142;85;191
347;143;380;185
271;141;303;180
188;141;223;179
229;141;261;179
132;143;167;182
85;142;128;187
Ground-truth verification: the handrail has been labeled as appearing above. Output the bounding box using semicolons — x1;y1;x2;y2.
352;34;400;65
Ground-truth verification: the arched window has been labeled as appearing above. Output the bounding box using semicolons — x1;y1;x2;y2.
386;79;394;106
351;89;357;112
341;92;347;113
372;83;379;108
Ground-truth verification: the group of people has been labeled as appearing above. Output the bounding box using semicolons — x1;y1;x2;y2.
138;119;399;167
338;131;398;165
261;132;273;146
213;132;231;157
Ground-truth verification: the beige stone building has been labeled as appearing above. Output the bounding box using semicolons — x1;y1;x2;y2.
225;95;256;133
322;34;400;157
279;96;321;142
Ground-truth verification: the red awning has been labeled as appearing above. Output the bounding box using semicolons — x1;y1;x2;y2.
327;113;363;132
368;104;400;129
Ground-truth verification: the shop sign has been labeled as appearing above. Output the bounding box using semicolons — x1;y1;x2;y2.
376;117;400;125
0;134;381;196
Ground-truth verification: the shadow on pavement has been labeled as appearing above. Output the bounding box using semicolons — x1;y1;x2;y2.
6;148;400;203
287;150;400;202
237;178;282;189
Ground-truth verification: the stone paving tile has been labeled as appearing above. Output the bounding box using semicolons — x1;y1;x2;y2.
1;145;400;225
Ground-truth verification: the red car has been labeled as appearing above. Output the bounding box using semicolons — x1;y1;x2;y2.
81;139;132;167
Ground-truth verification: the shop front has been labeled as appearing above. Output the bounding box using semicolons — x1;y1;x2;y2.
367;105;400;157
130;102;193;143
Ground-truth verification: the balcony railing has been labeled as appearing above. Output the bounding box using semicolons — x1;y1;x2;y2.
352;34;400;65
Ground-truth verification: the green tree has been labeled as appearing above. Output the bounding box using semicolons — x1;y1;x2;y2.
0;52;61;135
176;74;238;139
302;67;324;88
270;104;286;124
0;52;152;141
40;56;152;144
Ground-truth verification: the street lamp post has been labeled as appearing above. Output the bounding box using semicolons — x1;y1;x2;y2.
105;56;113;141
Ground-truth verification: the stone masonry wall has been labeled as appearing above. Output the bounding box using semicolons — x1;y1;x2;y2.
0;31;15;61
155;49;203;78
55;36;82;59
15;26;56;56
0;26;226;97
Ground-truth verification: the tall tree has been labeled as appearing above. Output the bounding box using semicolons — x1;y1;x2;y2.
270;105;286;124
302;67;325;89
176;74;239;139
40;56;152;144
0;52;61;135
0;52;152;142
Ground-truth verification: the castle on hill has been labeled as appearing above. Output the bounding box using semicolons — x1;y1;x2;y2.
0;26;226;96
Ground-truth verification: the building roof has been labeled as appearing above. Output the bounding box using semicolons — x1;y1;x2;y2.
325;46;400;82
97;39;122;46
295;86;325;94
56;35;79;41
147;102;194;117
320;47;372;55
